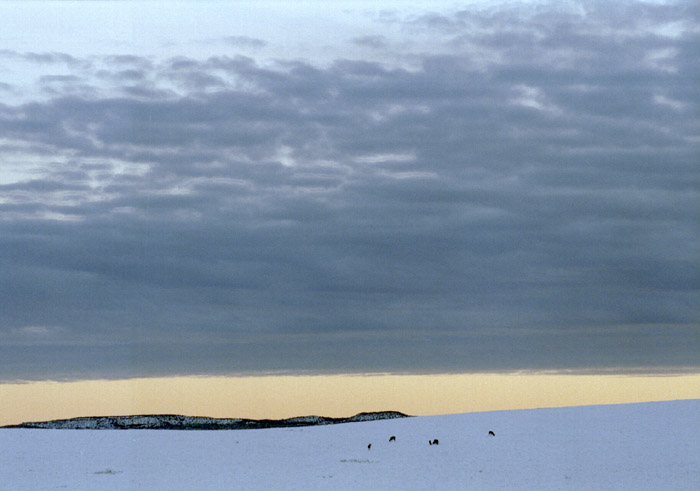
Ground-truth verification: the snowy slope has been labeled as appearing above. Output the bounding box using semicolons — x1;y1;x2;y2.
1;400;698;490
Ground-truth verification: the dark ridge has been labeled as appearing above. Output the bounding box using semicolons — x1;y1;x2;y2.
1;411;410;430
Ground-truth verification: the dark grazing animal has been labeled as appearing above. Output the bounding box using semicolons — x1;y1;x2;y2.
368;443;372;450
488;431;495;436
389;436;396;442
429;439;439;445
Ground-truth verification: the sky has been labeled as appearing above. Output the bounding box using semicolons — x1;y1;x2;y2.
3;372;700;426
0;0;699;399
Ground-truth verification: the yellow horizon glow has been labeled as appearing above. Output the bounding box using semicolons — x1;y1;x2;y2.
1;372;700;427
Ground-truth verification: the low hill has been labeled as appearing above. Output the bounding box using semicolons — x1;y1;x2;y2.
2;411;409;430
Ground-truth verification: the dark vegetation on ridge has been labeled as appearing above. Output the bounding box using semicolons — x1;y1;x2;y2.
2;411;410;430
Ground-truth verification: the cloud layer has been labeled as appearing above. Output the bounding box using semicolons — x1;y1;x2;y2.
1;1;698;380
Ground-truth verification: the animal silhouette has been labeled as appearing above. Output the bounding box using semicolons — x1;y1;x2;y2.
489;431;495;436
389;436;396;442
429;439;439;445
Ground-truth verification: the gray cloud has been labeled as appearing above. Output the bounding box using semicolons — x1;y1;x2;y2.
1;1;698;381
352;35;389;49
103;55;154;70
223;35;268;48
0;49;92;70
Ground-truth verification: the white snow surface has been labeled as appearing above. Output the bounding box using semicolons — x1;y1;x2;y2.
1;400;698;490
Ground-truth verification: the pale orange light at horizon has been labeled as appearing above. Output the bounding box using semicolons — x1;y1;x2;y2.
1;373;699;427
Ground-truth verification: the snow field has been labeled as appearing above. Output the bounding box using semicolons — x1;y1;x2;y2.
1;400;698;490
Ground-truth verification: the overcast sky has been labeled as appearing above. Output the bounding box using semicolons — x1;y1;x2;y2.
1;0;698;381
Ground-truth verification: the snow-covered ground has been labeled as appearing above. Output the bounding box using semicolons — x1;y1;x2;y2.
1;400;698;490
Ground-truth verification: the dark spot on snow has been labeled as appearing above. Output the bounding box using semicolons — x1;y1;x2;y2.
94;469;122;475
